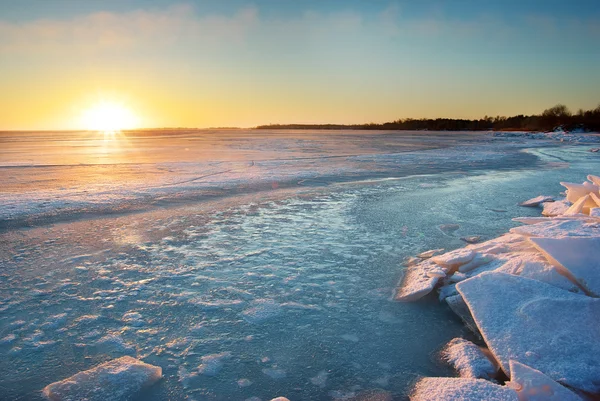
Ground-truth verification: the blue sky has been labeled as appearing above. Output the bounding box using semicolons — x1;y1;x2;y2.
0;0;598;129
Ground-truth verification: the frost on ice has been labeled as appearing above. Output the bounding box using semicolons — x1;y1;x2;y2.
457;272;600;394
441;338;498;379
394;260;448;302
42;356;162;401
410;377;518;401
507;360;582;401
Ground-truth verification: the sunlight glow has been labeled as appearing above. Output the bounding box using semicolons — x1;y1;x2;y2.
81;101;139;131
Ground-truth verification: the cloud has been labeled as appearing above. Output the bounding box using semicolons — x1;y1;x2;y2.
0;4;258;54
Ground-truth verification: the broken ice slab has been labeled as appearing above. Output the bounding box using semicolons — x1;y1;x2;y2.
457;272;600;394
410;377;517;401
42;356;162;401
529;236;600;296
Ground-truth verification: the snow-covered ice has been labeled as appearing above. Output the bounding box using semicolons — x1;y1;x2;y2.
507;360;583;401
441;338;497;379
457;272;600;393
529;236;600;296
410;377;518;401
42;356;162;401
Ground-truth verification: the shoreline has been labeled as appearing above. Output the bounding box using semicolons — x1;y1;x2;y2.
394;174;600;400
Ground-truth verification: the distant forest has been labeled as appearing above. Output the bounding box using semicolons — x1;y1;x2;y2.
256;104;600;132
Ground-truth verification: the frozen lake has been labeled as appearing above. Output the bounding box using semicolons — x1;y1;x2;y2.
1;130;598;400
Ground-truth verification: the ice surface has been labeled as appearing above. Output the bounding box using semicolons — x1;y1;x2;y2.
507;360;582;401
241;299;283;323
4;133;599;400
410;377;518;401
457;272;600;393
394;260;447;302
519;196;554;207
42;356;162;401
529;236;600;296
441;338;497;379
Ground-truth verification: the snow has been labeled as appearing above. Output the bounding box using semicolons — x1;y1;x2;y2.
42;356;162;401
507;360;583;401
519;196;554;207
529;236;600;296
456;272;600;393
410;377;518;401
441;338;498;379
394;260;447;302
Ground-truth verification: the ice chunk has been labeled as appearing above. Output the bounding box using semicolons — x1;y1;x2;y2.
529;236;600;296
432;249;475;270
42;356;162;401
445;295;480;336
560;181;600;203
460;236;481;244
417;248;445;259
494;252;581;292
519;196;554;207
270;398;291;401
563;194;591;216
442;338;498;379
457;272;600;393
507;360;582;401
588;174;600;186
590;191;600;207
410;377;518;401
394;260;447;302
510;219;600;238
542;199;570;217
458;253;494;273
197;352;231;376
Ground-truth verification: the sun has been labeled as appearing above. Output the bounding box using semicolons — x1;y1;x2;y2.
81;101;139;131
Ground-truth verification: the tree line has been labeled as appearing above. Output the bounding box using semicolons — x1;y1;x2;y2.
256;104;600;132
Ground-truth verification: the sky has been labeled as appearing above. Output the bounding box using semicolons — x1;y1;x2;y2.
0;0;599;129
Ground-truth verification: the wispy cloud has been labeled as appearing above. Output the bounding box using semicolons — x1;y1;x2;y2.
0;4;258;54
